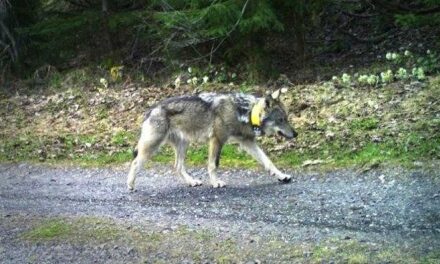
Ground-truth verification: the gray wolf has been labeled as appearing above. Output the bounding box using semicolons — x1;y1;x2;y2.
127;89;297;190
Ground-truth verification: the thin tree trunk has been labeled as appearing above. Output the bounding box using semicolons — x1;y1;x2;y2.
0;20;17;61
101;0;113;59
293;13;305;68
102;0;108;13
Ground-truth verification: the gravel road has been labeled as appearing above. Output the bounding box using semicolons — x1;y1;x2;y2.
0;163;439;263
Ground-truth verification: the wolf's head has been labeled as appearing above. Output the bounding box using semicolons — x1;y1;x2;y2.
260;90;297;139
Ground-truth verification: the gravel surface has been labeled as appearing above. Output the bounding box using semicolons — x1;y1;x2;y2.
0;163;439;263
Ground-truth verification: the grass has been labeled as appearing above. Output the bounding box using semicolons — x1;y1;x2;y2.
22;219;72;241
21;217;121;243
18;216;439;263
1;74;439;169
349;117;380;130
0;131;438;169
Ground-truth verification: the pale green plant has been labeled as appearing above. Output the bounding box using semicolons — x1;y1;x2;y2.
366;75;379;86
385;52;393;60
396;68;409;80
341;73;351;86
412;67;425;80
357;75;369;86
380;70;394;83
99;78;108;88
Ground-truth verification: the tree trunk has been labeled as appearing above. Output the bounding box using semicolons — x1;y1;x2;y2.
293;12;305;68
100;0;113;59
102;0;108;13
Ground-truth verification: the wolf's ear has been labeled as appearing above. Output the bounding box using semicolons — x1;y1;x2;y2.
271;89;281;100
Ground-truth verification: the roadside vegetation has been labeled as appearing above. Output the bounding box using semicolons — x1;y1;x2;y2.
0;64;438;169
1;0;439;169
16;215;439;263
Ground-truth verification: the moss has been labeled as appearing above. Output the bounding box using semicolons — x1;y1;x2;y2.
21;217;121;243
349;117;380;131
22;219;73;241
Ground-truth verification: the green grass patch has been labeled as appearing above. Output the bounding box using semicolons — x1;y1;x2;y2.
22;219;73;241
309;239;423;264
111;130;136;146
21;217;121;243
349;117;380;131
76;151;133;166
1;131;439;168
16;216;440;263
151;144;258;168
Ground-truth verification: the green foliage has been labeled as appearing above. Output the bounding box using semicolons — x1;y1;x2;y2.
0;0;41;75
393;0;440;27
330;49;440;88
18;11;101;68
152;0;327;80
21;217;122;243
3;2;152;78
395;13;440;27
2;0;440;84
350;118;379;131
22;219;72;240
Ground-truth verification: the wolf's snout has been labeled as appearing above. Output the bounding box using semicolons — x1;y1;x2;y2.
278;128;297;139
286;130;297;139
291;130;298;139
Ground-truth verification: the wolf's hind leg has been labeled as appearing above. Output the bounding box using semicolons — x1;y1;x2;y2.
127;123;166;190
169;135;202;187
208;137;226;188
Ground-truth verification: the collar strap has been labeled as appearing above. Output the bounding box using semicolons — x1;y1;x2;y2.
251;98;266;127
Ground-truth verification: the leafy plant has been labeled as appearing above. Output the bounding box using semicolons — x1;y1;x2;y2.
330;49;439;88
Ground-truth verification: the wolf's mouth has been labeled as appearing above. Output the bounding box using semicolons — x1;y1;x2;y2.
277;131;288;138
277;131;295;139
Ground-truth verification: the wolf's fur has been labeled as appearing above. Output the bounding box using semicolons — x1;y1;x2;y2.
127;91;297;190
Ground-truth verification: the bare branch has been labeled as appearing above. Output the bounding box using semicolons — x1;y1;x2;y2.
0;21;17;60
342;10;378;18
64;0;89;9
340;29;395;44
0;39;14;61
371;0;440;15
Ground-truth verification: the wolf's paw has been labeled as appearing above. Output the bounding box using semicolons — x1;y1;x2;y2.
211;180;226;188
187;178;203;187
277;174;292;183
127;183;135;191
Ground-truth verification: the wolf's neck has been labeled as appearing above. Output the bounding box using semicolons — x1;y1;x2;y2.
232;93;260;124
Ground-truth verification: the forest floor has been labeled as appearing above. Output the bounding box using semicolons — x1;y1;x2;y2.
1;162;439;263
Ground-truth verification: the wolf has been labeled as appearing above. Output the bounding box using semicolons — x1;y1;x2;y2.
127;89;297;190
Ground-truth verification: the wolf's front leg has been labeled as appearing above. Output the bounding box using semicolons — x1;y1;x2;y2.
239;140;292;183
208;137;226;188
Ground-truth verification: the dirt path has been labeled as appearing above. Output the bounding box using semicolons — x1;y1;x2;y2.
0;163;439;263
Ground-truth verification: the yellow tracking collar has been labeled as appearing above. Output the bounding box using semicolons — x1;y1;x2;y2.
251;98;266;126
